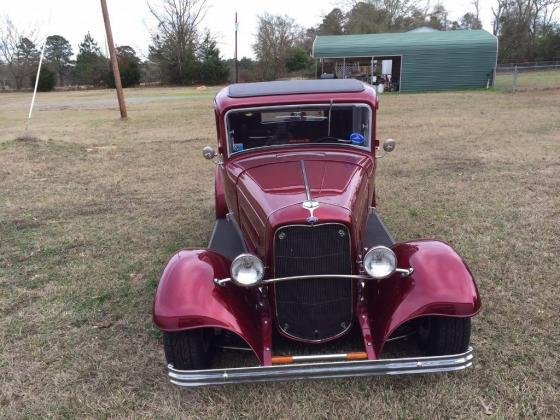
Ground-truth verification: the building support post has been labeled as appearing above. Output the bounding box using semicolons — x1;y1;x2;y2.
343;57;346;79
100;0;127;119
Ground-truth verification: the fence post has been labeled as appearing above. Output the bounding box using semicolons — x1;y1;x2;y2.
512;65;518;92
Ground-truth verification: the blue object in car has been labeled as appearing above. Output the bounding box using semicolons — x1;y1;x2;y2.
350;133;365;145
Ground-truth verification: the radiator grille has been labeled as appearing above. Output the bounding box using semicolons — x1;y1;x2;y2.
274;224;353;341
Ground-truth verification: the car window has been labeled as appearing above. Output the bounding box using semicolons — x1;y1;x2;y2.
226;104;371;155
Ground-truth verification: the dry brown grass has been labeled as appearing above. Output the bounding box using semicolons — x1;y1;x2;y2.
1;79;559;418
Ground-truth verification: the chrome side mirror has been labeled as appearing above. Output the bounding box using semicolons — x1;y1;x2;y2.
376;138;396;159
202;146;217;160
383;138;396;152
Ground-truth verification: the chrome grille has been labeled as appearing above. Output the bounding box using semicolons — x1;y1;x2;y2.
274;224;353;341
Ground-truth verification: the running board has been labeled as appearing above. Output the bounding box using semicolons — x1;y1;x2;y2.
167;347;474;387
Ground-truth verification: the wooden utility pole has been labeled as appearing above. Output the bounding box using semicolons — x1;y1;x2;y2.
100;0;127;119
234;12;239;83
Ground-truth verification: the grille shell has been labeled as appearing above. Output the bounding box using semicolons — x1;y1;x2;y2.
273;224;353;342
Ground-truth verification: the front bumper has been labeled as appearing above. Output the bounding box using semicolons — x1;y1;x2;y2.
168;347;474;387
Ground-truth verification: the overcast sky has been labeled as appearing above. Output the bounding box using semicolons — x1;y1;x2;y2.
3;0;497;59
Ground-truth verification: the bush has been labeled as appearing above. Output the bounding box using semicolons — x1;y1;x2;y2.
104;63;141;88
285;48;312;74
33;66;56;91
104;46;142;88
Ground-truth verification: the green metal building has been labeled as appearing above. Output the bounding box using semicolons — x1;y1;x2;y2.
311;30;498;92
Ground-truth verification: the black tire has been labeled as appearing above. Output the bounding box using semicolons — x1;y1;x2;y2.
417;317;471;356
163;329;213;370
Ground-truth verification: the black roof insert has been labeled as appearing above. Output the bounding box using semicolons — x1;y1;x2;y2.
227;79;366;98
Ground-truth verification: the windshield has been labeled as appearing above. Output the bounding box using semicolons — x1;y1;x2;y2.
226;104;371;155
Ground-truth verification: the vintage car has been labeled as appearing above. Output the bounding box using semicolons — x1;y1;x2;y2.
153;79;481;387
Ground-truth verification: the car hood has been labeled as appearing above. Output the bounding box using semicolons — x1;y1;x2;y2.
239;159;366;212
231;150;374;255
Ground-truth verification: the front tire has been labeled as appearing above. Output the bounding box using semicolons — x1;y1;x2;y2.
417;316;471;356
163;329;213;370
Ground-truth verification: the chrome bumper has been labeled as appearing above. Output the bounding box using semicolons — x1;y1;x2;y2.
168;347;474;387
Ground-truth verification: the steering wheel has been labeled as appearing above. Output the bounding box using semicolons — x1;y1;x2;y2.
268;124;292;146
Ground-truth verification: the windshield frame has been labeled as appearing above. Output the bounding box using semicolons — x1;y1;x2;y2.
224;103;373;158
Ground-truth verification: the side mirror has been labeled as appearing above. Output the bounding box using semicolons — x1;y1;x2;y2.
202;146;217;160
383;138;396;153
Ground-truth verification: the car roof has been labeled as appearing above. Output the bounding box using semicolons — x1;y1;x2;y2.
227;79;366;98
214;80;377;115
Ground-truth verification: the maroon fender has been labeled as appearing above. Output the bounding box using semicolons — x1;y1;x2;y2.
214;166;228;219
368;240;481;354
153;249;263;363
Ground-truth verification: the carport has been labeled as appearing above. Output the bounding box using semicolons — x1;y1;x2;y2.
311;30;498;92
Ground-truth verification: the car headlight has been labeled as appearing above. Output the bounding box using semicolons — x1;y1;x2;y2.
363;246;397;279
230;254;265;286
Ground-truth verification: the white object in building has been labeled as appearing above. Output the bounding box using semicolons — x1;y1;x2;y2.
382;60;393;75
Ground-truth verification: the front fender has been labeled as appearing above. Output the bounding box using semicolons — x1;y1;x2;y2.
215;166;228;219
368;240;481;353
153;249;263;363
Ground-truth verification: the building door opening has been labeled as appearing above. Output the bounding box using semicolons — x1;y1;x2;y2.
373;56;401;92
319;56;402;92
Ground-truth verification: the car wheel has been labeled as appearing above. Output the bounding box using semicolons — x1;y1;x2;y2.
163;329;213;370
417;316;471;356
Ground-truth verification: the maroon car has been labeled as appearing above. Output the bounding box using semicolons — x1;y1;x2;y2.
153;80;480;386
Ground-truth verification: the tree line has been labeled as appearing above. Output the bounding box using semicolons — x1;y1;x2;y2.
0;18;143;91
0;0;229;90
1;0;559;90
250;0;560;81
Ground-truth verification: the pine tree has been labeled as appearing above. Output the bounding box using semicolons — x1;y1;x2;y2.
74;32;107;86
44;35;73;85
318;8;345;35
13;37;39;89
197;32;229;85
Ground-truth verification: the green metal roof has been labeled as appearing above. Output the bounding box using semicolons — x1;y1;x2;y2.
312;30;497;58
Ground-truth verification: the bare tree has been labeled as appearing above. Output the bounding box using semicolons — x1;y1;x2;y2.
253;14;300;81
472;0;481;20
148;0;207;83
0;17;38;89
492;0;508;35
456;0;482;29
383;0;417;25
341;0;422;28
530;0;560;33
540;0;560;27
492;0;560;60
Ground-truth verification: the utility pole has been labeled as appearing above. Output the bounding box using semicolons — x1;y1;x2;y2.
100;0;127;119
235;12;239;83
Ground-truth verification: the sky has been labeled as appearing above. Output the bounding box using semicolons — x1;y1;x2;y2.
1;0;497;60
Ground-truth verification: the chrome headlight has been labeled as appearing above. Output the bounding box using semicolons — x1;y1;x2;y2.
230;254;264;287
363;246;397;279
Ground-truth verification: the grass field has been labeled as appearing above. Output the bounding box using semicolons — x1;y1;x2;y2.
494;68;560;92
1;74;559;418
